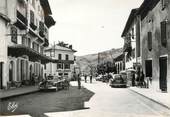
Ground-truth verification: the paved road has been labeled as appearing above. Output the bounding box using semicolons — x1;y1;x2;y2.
1;80;169;117
46;80;169;117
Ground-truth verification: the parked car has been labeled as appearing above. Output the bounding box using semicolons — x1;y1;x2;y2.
109;74;127;88
39;75;62;91
96;75;103;81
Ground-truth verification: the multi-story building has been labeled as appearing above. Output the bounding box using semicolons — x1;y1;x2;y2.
44;43;77;79
137;0;170;92
0;0;55;89
121;8;141;70
0;13;10;89
114;53;125;74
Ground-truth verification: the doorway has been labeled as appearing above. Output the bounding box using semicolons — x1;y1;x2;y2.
159;56;167;92
0;62;3;89
9;61;14;82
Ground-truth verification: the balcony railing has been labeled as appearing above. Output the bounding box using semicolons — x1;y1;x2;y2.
14;10;27;30
43;38;49;47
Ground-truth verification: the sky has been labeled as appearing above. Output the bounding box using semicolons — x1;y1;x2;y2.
48;0;143;56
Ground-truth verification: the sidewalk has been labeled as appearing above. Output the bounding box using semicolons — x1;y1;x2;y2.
129;87;170;109
0;86;39;99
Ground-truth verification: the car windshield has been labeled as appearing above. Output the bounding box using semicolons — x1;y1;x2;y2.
47;76;54;80
114;75;121;79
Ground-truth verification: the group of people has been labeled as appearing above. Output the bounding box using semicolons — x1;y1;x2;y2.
74;74;93;89
132;68;148;88
84;75;93;83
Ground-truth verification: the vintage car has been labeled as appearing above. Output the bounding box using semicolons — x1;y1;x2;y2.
39;75;63;91
109;74;127;88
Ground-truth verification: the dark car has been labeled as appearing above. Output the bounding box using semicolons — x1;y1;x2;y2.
39;75;62;91
109;74;127;88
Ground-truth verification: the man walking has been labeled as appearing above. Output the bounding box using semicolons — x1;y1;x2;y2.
77;74;81;89
90;75;92;83
84;75;87;83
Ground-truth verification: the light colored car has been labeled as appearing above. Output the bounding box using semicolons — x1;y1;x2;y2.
39;75;61;91
109;74;127;88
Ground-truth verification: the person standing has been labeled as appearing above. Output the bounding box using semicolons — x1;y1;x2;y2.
77;74;81;89
84;75;87;83
90;75;92;83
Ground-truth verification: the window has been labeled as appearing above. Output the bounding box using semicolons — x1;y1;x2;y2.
161;0;168;10
28;38;31;47
148;32;152;51
22;35;26;45
32;42;39;52
64;64;70;69
145;60;152;77
11;26;17;43
161;21;167;47
65;54;69;60
58;54;62;60
22;36;31;48
57;63;63;69
40;46;44;54
30;10;34;24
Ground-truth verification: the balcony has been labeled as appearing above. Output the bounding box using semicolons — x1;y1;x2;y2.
30;22;37;30
14;10;27;30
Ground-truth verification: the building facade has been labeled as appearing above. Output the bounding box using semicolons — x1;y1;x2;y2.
0;0;55;89
121;8;141;71
138;0;170;92
44;44;76;79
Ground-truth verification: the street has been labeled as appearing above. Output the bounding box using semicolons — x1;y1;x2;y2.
1;80;170;117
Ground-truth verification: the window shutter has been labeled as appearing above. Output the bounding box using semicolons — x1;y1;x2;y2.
30;10;34;24
11;26;17;43
161;21;167;47
148;32;152;51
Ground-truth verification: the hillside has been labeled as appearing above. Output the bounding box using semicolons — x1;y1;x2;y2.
76;48;123;75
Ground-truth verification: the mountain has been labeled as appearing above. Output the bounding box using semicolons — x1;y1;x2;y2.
76;48;123;75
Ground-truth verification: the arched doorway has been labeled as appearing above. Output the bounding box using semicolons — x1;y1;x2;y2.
9;61;14;82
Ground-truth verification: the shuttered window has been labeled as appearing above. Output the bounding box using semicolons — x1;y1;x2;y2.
161;21;167;47
148;32;152;51
11;26;17;43
58;54;62;60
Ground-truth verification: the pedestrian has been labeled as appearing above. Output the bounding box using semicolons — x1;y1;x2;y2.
77;74;81;89
132;73;135;86
84;75;87;83
90;75;92;83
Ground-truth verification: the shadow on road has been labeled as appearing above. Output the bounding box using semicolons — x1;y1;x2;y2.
0;86;95;117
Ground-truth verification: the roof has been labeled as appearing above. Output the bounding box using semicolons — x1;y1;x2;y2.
137;0;160;20
40;0;52;15
121;8;138;37
114;53;124;62
45;45;77;52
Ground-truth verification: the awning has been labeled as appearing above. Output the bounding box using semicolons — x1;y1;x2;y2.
8;45;53;64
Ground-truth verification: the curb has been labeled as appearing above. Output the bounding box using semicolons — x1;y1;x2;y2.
129;88;170;110
0;89;39;100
